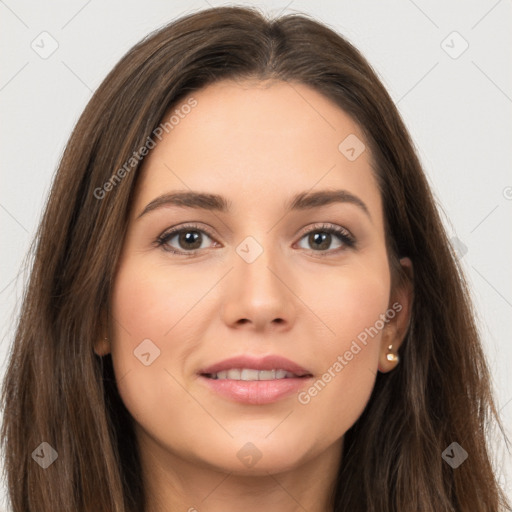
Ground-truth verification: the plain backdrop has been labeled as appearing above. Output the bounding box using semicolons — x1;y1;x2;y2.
1;1;511;510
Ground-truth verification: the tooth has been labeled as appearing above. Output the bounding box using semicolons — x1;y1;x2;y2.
211;368;301;380
240;369;260;381
258;370;276;380
226;369;241;379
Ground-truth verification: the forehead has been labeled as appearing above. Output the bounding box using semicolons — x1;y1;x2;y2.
133;79;382;227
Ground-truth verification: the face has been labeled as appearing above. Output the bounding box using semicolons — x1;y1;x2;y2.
100;79;411;476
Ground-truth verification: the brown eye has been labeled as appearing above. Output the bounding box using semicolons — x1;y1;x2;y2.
305;232;335;251
296;224;355;254
173;230;204;250
156;224;217;255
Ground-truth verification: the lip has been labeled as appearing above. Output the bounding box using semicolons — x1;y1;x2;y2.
198;354;312;377
197;354;313;405
199;376;313;405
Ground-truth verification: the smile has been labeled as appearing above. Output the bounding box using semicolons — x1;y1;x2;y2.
203;368;309;380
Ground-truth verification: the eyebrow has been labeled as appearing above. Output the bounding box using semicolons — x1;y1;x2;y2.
136;189;371;221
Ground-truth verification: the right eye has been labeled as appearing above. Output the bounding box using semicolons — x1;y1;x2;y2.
155;223;220;256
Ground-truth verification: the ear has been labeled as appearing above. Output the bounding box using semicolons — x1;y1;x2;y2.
93;308;111;357
378;257;413;373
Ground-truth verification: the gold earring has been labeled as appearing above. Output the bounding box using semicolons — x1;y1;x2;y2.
385;344;399;363
105;337;110;344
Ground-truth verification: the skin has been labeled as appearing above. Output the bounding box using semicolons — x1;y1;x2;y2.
95;79;413;512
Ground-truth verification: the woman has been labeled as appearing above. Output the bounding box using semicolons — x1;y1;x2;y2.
1;6;510;512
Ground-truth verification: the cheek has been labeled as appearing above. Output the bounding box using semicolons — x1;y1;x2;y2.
302;257;391;351
334;275;389;347
110;257;206;341
108;259;195;432
295;260;390;425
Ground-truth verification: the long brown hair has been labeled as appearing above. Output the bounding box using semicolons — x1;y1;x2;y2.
1;6;510;511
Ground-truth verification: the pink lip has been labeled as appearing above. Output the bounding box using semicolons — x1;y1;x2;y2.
198;354;312;377
199;376;313;405
197;354;313;405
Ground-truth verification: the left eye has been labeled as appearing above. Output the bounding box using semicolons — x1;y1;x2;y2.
296;228;352;252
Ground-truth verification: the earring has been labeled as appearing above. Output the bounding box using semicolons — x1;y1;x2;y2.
385;344;399;363
105;337;110;344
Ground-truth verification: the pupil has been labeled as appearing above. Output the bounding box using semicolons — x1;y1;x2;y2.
180;231;201;249
311;232;330;250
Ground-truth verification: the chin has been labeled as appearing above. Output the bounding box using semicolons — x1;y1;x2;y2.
195;435;309;476
212;453;305;477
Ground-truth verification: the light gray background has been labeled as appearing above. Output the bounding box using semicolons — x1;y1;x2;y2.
1;1;511;510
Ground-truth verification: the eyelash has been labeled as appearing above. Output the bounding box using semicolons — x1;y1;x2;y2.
154;222;356;258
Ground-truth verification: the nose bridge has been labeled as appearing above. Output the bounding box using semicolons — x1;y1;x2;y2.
221;231;295;330
239;235;282;293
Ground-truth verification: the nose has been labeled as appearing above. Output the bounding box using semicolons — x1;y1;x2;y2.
220;239;296;333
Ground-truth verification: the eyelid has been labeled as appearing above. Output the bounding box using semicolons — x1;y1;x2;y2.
295;222;353;240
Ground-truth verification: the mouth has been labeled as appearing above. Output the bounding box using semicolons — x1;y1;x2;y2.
197;354;312;378
201;368;312;381
197;354;313;404
197;354;314;405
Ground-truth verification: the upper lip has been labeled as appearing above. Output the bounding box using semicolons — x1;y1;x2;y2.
198;355;312;377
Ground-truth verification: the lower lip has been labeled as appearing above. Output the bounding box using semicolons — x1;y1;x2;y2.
199;375;312;405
